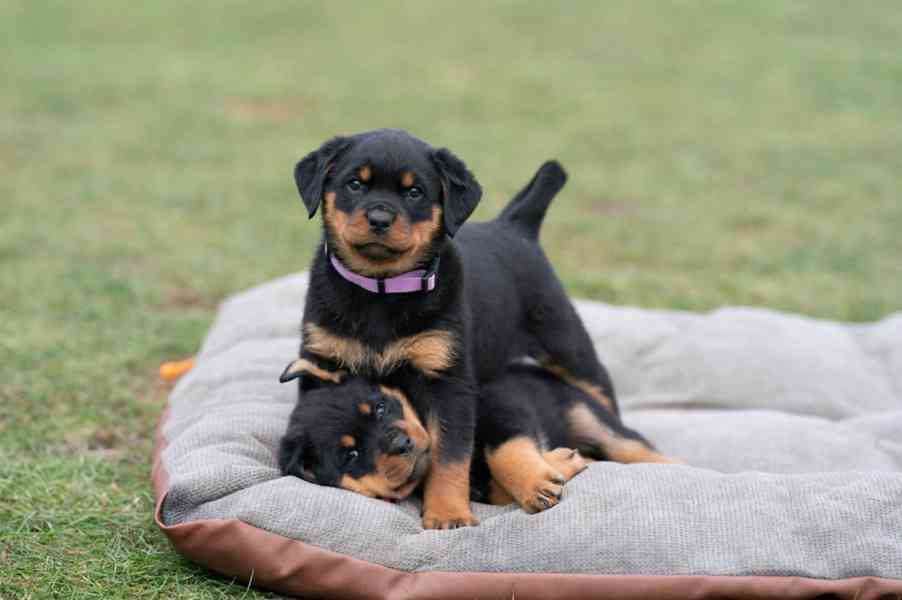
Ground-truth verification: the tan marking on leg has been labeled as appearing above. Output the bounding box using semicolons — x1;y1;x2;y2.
422;417;477;529
485;436;565;514
487;480;515;506
542;362;614;412
566;403;675;464
401;171;414;188
282;358;346;383
542;447;589;480
358;165;371;182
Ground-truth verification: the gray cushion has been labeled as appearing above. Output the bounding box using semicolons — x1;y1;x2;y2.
160;273;902;578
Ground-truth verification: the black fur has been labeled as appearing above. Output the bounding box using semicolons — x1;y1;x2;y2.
281;129;639;526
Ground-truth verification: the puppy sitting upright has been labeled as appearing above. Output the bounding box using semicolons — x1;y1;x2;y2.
282;129;667;529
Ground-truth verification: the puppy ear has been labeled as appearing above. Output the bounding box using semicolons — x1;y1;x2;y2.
278;429;317;482
294;136;352;218
431;148;482;237
279;358;346;385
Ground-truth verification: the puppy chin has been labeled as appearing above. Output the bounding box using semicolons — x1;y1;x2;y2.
385;450;430;500
353;242;407;261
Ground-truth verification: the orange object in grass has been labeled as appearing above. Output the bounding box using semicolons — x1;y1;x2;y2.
159;358;195;381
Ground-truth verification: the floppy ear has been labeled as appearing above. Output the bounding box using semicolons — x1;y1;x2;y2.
431;148;482;237
279;358;346;385
294;136;352;218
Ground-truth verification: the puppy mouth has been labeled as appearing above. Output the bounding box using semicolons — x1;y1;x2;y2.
384;450;430;501
352;242;408;261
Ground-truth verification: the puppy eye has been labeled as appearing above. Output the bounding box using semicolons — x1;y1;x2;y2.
375;402;386;420
343;448;359;466
404;186;424;200
346;179;365;193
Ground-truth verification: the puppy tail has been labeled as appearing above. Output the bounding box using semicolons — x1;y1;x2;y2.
497;160;567;239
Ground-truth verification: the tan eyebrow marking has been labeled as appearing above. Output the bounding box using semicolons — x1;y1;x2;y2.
401;172;414;187
341;435;356;448
358;166;372;182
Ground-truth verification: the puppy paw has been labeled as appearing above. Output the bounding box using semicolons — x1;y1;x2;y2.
422;509;480;530
543;447;588;480
514;466;567;514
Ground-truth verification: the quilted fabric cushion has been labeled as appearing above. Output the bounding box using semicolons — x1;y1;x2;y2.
158;273;902;580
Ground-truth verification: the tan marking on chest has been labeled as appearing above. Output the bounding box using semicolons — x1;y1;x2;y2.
304;323;456;378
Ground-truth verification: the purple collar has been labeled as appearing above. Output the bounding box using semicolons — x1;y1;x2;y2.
326;244;438;294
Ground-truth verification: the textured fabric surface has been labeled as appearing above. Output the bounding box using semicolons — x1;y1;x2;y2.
160;273;902;578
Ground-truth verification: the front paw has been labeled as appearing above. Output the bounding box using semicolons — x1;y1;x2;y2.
422;508;480;530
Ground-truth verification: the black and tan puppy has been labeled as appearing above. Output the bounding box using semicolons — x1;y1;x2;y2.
278;363;668;513
280;129;668;529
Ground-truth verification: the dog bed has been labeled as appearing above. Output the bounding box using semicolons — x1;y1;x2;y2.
152;273;902;599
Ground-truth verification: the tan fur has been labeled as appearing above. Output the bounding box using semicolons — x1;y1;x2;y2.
358;165;371;182
401;171;414;188
487;480;514;505
282;358;345;383
323;190;443;277
542;363;615;412
304;323;456;378
421;416;477;529
340;435;356;448
566;403;674;464
358;403;372;415
542;447;588;479
340;444;424;500
487;447;587;506
340;473;392;498
379;386;430;448
485;436;565;513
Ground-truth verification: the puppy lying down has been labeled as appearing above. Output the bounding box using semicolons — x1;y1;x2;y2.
279;362;671;514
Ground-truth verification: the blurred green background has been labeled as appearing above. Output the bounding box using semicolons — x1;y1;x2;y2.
2;1;901;597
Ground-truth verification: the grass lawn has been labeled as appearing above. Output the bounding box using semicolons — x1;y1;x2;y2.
2;1;901;597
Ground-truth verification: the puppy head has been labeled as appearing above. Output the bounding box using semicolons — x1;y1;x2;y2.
279;376;431;501
294;129;482;277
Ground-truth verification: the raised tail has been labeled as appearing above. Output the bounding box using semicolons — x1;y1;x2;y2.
497;160;567;239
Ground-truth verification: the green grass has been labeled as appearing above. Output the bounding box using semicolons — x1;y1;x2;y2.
2;1;901;597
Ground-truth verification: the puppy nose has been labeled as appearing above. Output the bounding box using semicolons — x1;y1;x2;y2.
367;207;395;233
387;431;413;456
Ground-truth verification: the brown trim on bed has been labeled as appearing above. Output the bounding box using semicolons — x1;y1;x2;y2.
152;410;902;600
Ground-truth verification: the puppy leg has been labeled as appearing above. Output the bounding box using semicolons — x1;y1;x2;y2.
420;379;480;530
527;284;676;463
542;447;589;479
486;448;587;507
565;400;676;464
477;382;583;513
485;437;567;513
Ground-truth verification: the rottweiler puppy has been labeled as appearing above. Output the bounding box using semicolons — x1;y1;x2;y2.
280;129;669;529
278;363;669;513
